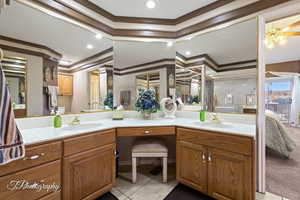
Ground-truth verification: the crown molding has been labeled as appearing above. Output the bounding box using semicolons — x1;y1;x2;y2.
65;47;113;68
20;0;292;39
176;52;257;72
0;35;62;60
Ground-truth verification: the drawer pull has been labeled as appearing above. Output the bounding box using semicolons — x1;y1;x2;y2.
144;130;151;134
208;154;212;162
23;153;45;161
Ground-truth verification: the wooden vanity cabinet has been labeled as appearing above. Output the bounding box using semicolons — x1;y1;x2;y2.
63;129;116;200
176;141;208;194
176;127;255;200
0;141;62;200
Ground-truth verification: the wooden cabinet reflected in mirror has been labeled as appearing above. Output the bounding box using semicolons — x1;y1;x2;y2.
1;56;27;118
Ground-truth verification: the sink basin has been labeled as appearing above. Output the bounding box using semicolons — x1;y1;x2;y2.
193;121;233;129
62;123;101;131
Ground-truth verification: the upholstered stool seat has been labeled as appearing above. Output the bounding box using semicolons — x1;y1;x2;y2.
131;138;168;183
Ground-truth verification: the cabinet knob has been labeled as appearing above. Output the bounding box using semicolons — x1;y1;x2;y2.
208;154;212;162
144;130;151;134
202;153;206;163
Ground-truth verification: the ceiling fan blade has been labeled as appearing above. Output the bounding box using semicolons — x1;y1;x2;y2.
282;32;300;36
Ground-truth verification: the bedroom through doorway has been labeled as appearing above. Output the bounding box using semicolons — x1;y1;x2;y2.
264;13;300;200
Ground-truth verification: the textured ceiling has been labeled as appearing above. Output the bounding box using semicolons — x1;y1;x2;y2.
89;0;218;19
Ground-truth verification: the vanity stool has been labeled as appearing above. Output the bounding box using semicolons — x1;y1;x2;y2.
131;138;168;183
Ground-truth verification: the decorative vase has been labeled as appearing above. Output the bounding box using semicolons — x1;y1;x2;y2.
142;112;152;120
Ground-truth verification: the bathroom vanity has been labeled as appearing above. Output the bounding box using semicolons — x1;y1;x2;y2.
0;114;256;200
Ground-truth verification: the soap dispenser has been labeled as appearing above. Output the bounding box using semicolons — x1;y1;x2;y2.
54;111;62;128
199;106;207;122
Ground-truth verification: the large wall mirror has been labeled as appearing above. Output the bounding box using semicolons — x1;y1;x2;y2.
113;41;176;110
175;18;258;114
0;0;113;117
1;56;27;117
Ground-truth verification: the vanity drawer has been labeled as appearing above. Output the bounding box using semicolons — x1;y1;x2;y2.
0;141;62;176
177;127;253;156
0;160;61;200
117;126;175;137
64;129;116;156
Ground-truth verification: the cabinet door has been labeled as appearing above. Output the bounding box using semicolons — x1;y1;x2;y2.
62;75;73;96
176;141;208;194
63;144;116;200
208;148;252;200
58;75;64;95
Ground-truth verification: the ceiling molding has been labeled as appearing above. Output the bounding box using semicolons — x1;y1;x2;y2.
21;0;292;39
70;55;113;73
114;64;174;76
73;0;234;25
114;59;175;76
0;35;62;59
114;58;175;71
219;59;258;67
65;47;113;68
176;52;257;72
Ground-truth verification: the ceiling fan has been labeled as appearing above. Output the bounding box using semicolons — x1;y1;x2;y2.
265;19;300;48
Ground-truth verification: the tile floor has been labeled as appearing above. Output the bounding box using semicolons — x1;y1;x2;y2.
111;165;289;200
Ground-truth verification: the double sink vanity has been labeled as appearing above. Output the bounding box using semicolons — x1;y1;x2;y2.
0;112;256;200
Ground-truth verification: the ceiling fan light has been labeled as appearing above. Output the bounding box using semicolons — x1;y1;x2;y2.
282;26;290;32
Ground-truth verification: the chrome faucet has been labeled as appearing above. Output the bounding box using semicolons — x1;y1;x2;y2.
210;113;221;123
69;116;80;126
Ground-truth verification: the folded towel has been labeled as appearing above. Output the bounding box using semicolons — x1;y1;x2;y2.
47;85;58;109
0;63;25;165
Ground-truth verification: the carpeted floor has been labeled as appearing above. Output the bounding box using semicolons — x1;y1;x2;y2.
266;127;300;200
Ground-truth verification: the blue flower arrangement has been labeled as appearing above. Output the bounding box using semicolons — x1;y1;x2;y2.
135;89;160;113
104;91;113;109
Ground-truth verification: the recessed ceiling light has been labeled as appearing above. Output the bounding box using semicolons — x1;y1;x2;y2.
95;34;103;40
146;0;156;9
87;44;94;49
167;42;173;47
185;51;191;56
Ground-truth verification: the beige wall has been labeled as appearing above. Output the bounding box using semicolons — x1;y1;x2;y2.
3;50;44;116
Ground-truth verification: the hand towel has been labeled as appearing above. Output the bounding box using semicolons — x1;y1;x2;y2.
47;85;58;108
0;61;25;165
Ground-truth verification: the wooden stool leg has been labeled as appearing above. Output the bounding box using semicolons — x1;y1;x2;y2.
163;157;167;183
132;157;137;183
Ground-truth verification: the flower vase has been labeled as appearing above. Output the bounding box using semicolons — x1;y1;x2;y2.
142;112;152;120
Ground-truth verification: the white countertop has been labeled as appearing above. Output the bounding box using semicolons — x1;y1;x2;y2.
20;117;256;145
